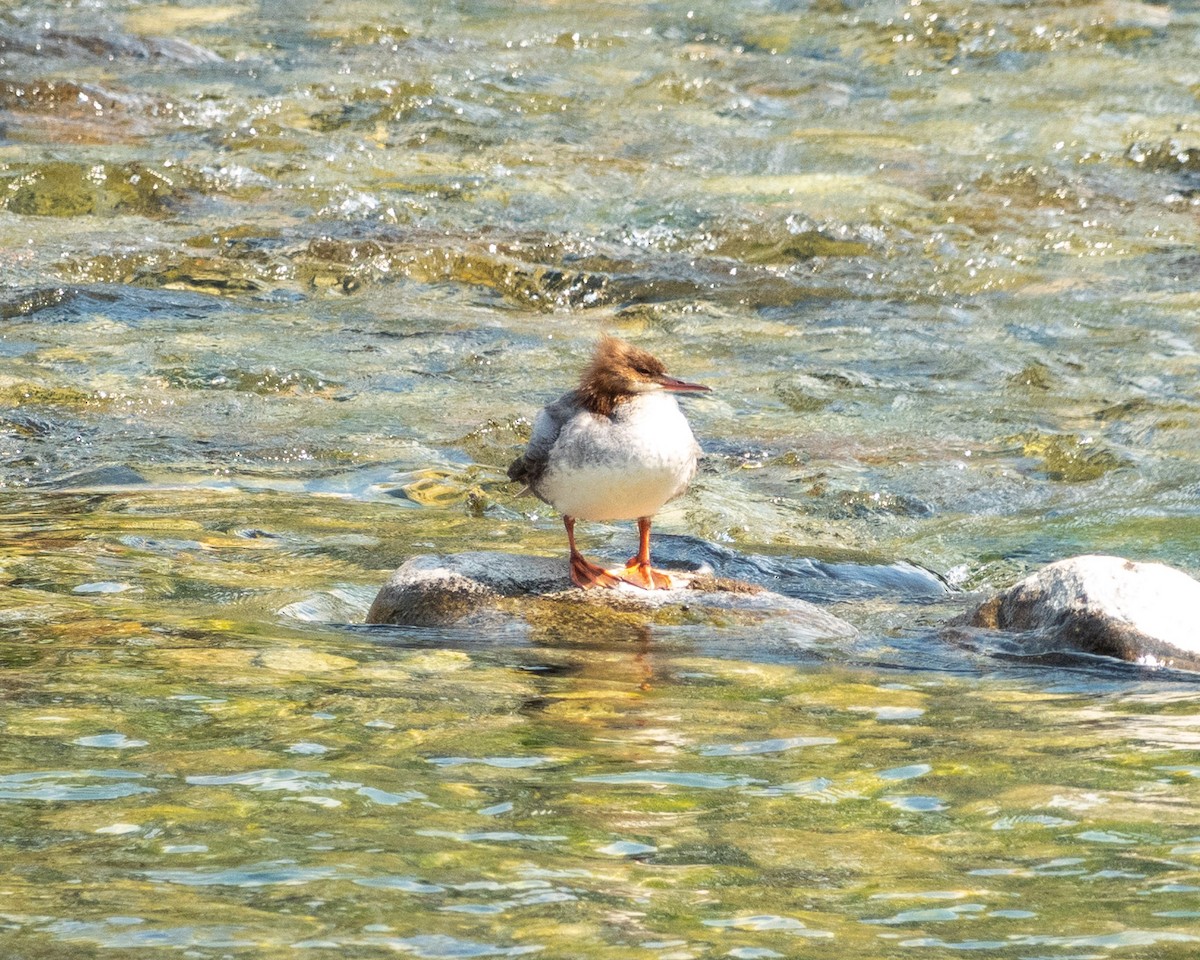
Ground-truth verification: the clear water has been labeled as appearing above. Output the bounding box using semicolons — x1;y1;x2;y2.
2;0;1200;956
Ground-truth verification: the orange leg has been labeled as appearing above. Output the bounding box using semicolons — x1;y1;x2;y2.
622;516;674;590
564;516;626;590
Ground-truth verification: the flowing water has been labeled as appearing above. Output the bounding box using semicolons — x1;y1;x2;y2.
2;0;1200;956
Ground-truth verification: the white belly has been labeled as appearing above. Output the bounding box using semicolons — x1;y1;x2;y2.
536;394;700;521
540;459;693;520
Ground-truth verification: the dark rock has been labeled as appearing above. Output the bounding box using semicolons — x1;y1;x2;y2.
46;464;148;489
0;27;222;64
0;285;225;324
365;551;858;642
643;533;950;604
958;555;1200;668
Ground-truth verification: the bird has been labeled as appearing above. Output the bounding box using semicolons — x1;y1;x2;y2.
508;335;710;590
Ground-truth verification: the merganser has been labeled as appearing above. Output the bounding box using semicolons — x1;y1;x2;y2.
508;335;710;590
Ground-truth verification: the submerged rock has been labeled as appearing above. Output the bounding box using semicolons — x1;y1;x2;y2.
46;464;148;489
0;160;208;218
960;555;1200;668
0;27;222;64
366;551;858;643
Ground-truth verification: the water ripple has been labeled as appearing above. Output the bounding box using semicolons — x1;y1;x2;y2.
185;768;424;804
597;840;657;857
704;915;833;938
903;930;1200;950
441;888;576;915
72;581;135;594
698;735;837;757
1075;829;1142;845
353;876;445;894
416;829;566;844
879;763;932;781
144;860;340;888
864;903;987;925
72;733;148;749
575;771;765;790
42;918;252;949
881;795;948;813
356;933;543;957
745;778;862;803
286;742;331;755
0;770;156;802
857;706;926;721
427;756;553;768
357;786;425;806
990;813;1077;831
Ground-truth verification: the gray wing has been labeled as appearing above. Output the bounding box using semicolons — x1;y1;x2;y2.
507;391;579;496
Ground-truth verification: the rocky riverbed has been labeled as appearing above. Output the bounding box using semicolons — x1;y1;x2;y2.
367;549;1200;672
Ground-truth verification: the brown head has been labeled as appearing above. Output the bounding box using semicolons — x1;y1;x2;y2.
577;335;710;416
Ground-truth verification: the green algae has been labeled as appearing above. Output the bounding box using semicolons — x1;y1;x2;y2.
1006;430;1132;483
0;381;110;410
2;161;208;218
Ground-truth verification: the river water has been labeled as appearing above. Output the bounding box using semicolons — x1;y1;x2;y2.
2;0;1200;957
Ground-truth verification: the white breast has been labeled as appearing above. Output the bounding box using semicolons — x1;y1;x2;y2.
536;393;701;521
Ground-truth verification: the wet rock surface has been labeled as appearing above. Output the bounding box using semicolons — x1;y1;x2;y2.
959;555;1200;669
649;534;949;604
366;551;859;643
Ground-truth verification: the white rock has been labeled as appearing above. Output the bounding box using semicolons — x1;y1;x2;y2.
365;551;858;643
966;555;1200;666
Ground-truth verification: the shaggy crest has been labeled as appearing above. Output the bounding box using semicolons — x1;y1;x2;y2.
577;335;669;416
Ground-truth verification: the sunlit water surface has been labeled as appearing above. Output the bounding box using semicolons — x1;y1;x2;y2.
2;0;1200;956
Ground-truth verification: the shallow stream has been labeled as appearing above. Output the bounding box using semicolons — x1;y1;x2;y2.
2;0;1200;956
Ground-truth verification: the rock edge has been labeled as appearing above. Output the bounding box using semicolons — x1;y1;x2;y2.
958;554;1200;667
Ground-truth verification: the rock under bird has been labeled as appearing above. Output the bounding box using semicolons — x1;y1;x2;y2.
507;335;710;590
